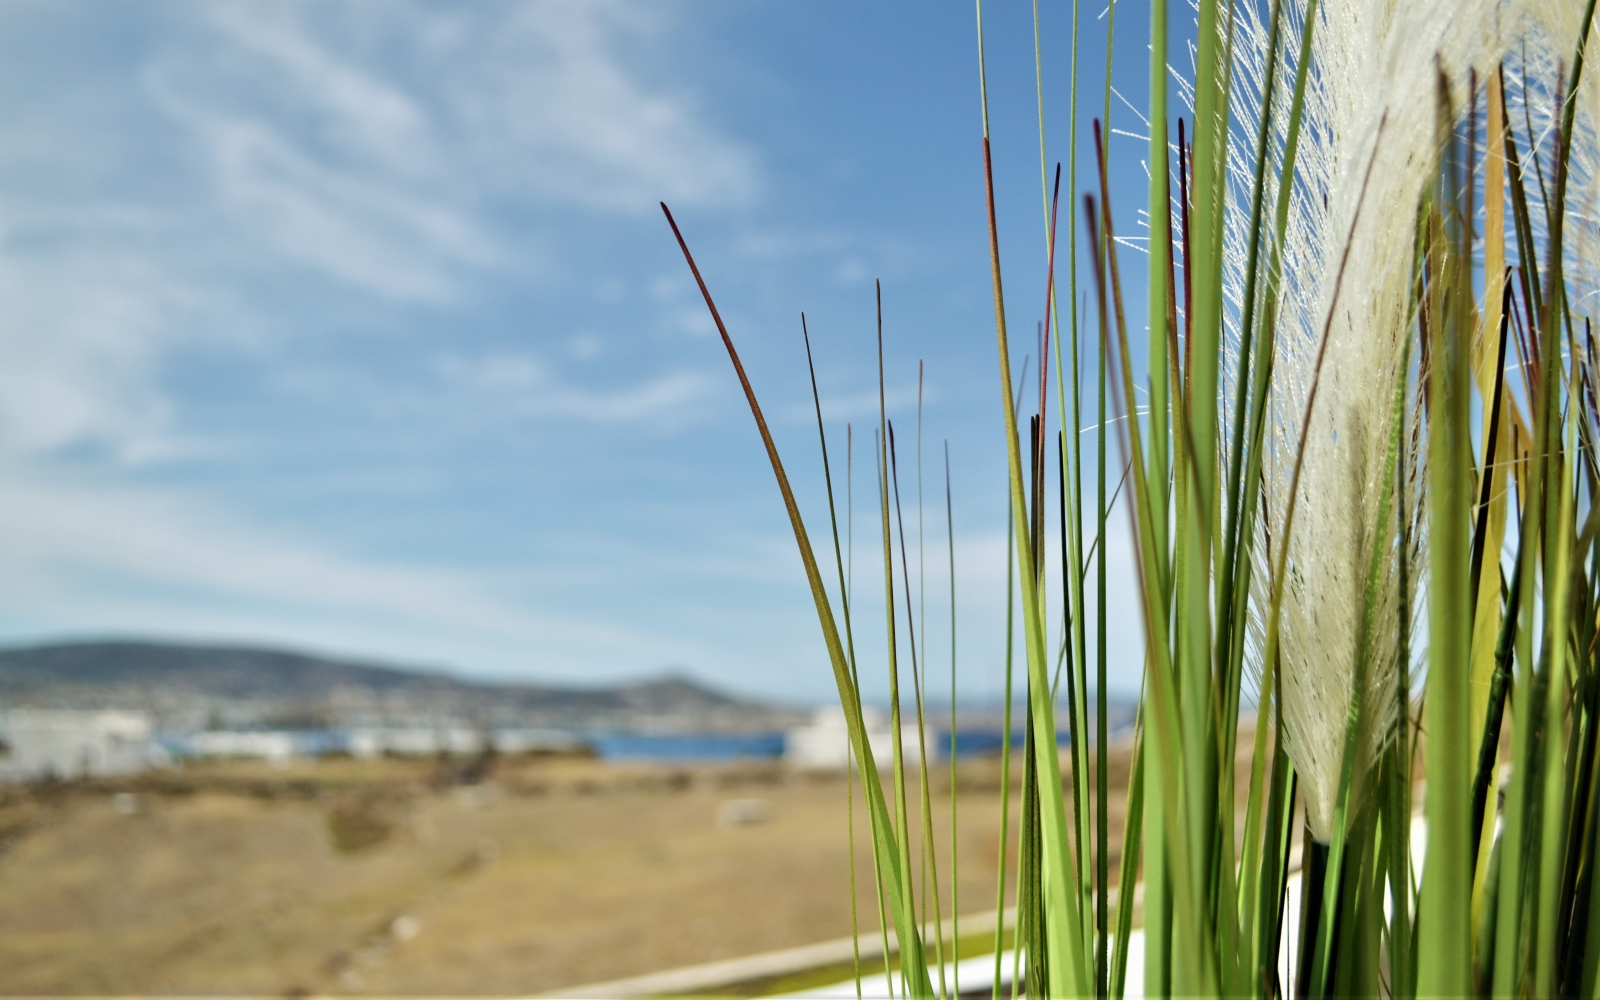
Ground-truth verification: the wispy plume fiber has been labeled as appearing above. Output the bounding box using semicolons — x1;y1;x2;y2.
1229;0;1567;841
1502;6;1600;314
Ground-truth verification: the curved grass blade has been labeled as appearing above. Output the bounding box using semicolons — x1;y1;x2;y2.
662;204;934;999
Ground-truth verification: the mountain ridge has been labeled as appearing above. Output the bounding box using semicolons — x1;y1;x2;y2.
0;640;796;732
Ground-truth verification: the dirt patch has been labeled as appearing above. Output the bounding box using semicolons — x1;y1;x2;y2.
326;796;394;854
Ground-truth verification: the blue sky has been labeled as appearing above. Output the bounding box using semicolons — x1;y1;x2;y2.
0;1;1172;704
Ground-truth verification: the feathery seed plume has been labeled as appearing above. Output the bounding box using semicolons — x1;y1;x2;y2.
1225;0;1567;841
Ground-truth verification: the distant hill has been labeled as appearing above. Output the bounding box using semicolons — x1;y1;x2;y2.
0;640;799;733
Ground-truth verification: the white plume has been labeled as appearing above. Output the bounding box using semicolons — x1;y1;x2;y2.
1221;0;1590;841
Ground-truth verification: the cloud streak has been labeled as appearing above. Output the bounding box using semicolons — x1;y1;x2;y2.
0;470;720;681
0;1;756;462
0;2;775;685
434;353;716;426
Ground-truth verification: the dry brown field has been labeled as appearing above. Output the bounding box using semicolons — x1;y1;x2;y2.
0;750;1126;996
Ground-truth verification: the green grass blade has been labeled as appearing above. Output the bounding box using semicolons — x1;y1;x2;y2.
992;497;1018;1000
1415;74;1474;1000
887;423;949;1000
945;443;958;1000
1110;695;1145;999
1308;302;1414;999
975;3;1091;992
662;206;933;997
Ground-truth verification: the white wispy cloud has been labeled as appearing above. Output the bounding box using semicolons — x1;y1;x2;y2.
778;383;929;427
0;1;756;460
146;2;759;302
0;238;194;462
434;352;716;425
0;2;769;680
0;471;719;680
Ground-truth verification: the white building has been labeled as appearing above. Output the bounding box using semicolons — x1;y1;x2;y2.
188;730;300;763
0;709;161;781
785;706;932;771
347;725;485;758
492;728;584;755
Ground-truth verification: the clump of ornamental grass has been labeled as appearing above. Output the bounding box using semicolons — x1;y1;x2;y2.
665;0;1600;997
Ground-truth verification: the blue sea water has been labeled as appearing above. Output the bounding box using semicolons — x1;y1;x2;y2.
591;728;1061;763
155;724;1092;764
947;728;1032;756
591;731;787;762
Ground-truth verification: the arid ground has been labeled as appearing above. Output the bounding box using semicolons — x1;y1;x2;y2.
0;749;1142;996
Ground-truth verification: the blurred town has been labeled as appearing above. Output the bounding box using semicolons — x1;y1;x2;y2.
0;640;1138;996
0;640;1101;779
0;640;797;780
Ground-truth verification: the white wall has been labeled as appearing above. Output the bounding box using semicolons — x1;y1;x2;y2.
347;726;485;758
0;709;157;781
785;707;929;771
